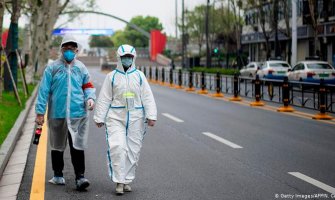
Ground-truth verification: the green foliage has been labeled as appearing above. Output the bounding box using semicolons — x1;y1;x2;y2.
181;2;243;56
162;49;172;58
50;36;63;48
89;35;114;48
110;30;127;47
17;27;26;49
190;67;239;75
0;84;36;145
184;5;206;55
111;15;163;47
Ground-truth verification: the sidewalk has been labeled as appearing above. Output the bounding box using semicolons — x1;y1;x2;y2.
0;102;36;199
0;90;38;200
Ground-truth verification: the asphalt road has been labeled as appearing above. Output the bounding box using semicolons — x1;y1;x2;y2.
18;65;335;200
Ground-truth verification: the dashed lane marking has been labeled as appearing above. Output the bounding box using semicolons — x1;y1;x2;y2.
162;113;184;123
289;172;335;194
202;132;243;149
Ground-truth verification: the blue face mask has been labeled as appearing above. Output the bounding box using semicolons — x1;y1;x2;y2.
63;50;76;62
121;57;133;68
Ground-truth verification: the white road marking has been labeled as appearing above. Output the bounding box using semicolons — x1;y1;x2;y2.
162;113;184;123
289;172;335;194
202;132;243;149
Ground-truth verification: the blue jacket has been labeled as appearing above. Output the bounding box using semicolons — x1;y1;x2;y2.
36;58;96;118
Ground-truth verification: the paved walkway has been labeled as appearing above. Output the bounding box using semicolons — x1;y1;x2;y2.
0;103;36;200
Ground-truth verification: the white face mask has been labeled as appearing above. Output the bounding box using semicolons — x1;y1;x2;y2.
121;57;133;68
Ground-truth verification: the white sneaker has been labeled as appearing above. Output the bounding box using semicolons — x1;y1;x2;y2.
124;184;132;192
48;176;65;185
115;183;124;195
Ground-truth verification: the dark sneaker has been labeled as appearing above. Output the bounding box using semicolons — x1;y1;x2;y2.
76;177;90;191
124;184;132;192
115;183;124;195
48;176;65;185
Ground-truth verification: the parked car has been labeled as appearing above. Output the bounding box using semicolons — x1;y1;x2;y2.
288;61;335;84
239;62;262;78
256;60;291;80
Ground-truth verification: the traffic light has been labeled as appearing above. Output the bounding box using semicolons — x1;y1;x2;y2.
214;48;219;55
212;48;220;57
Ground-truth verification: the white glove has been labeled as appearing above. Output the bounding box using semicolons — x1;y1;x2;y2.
87;99;94;111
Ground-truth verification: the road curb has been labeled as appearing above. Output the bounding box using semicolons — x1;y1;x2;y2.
0;83;39;179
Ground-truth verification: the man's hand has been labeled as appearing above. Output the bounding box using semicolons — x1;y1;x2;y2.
96;122;104;128
35;114;45;125
87;99;94;111
147;119;156;127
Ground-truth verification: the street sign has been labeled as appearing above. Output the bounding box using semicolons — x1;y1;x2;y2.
52;28;114;36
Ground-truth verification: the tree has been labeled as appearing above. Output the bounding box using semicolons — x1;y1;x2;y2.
184;5;206;57
229;0;245;67
247;0;273;60
281;0;292;63
50;36;63;48
110;30;127;47
181;1;241;65
4;0;22;91
307;0;320;57
272;0;280;57
123;16;163;47
23;0;96;76
89;35;113;48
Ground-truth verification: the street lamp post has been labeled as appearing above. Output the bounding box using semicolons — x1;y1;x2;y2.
206;0;211;68
182;0;185;68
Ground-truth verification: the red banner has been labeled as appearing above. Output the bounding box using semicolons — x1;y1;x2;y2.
1;29;9;48
150;30;166;61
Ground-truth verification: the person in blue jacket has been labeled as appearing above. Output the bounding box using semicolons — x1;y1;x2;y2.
35;35;96;191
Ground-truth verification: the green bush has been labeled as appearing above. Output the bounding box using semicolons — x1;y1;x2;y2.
190;67;239;75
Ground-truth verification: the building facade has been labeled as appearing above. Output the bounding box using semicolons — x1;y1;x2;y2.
242;0;335;66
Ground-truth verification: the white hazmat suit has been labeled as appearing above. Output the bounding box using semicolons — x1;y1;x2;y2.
94;44;157;184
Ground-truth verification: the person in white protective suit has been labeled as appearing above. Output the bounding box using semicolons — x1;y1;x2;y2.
35;35;96;191
94;44;157;195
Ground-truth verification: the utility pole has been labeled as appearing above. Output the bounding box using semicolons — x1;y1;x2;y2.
181;0;185;68
274;0;280;57
291;0;297;66
175;0;178;39
206;0;211;68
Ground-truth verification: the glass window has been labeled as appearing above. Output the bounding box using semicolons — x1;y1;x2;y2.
307;63;334;69
269;63;290;68
292;64;304;71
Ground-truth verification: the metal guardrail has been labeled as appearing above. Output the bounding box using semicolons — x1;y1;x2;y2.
139;66;335;113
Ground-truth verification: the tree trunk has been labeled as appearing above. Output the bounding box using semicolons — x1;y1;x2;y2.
0;0;4;100
198;43;202;57
283;0;291;63
259;2;271;60
308;0;319;56
273;0;280;57
29;0;69;76
4;0;21;92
